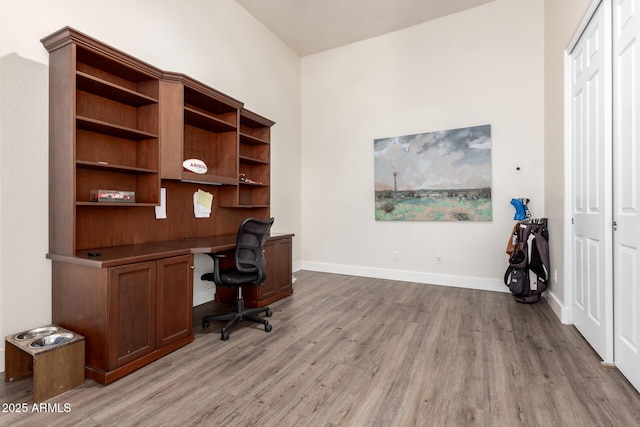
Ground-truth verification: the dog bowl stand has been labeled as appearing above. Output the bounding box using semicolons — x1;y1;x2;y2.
4;325;85;403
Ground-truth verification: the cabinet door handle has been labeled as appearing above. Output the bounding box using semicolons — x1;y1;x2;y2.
190;265;195;269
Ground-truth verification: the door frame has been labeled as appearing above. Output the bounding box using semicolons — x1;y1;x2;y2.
564;0;615;365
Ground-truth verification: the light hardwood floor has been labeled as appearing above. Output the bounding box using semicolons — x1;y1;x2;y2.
2;270;640;426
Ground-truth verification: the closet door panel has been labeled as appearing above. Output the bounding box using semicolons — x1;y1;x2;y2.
613;0;640;392
570;1;614;363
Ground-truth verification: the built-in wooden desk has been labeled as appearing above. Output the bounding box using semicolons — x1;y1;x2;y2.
49;234;240;267
47;233;293;385
41;26;289;385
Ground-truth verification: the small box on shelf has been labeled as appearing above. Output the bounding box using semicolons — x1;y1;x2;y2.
90;190;136;203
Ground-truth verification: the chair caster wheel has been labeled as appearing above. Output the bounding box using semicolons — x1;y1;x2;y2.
265;322;272;332
266;308;273;317
221;330;230;340
203;320;209;329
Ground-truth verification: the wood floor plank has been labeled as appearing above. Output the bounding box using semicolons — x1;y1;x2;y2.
2;270;640;426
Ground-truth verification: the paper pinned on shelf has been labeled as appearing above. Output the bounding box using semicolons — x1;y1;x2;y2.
194;189;213;218
155;188;167;219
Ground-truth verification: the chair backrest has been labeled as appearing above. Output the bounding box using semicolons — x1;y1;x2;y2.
235;217;274;283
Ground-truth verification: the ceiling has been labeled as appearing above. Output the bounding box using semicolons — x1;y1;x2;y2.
235;0;496;56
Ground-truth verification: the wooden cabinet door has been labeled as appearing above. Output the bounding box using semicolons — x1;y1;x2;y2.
249;237;292;306
273;237;293;294
259;240;278;302
109;261;157;369
156;255;194;348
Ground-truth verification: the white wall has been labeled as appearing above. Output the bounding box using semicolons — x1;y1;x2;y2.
300;0;544;290
0;53;50;376
0;0;301;372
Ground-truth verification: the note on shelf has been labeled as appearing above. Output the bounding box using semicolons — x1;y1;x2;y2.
155;188;167;219
194;189;213;218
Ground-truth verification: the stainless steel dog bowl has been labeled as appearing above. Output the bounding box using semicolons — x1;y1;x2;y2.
29;333;74;348
15;326;59;340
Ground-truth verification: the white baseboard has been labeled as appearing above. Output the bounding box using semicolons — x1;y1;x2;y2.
299;261;573;324
546;289;571;324
300;261;508;293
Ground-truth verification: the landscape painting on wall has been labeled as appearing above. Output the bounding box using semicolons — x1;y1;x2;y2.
374;124;492;221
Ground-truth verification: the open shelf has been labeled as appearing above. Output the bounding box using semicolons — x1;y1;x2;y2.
239;155;269;165
77;116;158;140
238;182;270;207
76;72;158;107
76;45;160;99
184;107;237;133
240;132;269;145
76;160;158;174
76;201;158;207
75;167;159;205
183;86;238;127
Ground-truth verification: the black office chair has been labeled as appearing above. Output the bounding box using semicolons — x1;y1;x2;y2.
201;217;275;340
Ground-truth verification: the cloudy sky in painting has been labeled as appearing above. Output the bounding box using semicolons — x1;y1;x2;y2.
374;125;491;191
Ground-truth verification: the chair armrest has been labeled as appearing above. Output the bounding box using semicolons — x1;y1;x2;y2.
203;253;227;285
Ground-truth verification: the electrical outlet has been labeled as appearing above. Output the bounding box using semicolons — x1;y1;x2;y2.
392;251;399;261
435;256;442;264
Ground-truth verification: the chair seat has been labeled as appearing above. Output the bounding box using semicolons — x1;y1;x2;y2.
201;269;261;287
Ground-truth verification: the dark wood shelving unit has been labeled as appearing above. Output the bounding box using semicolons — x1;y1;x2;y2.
41;27;292;385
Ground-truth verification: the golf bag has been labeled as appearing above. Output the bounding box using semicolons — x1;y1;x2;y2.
504;219;549;304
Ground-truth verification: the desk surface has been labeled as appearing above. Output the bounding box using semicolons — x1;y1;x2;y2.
46;233;294;268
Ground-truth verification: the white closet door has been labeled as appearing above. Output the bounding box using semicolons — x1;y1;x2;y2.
570;1;614;363
613;0;640;391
